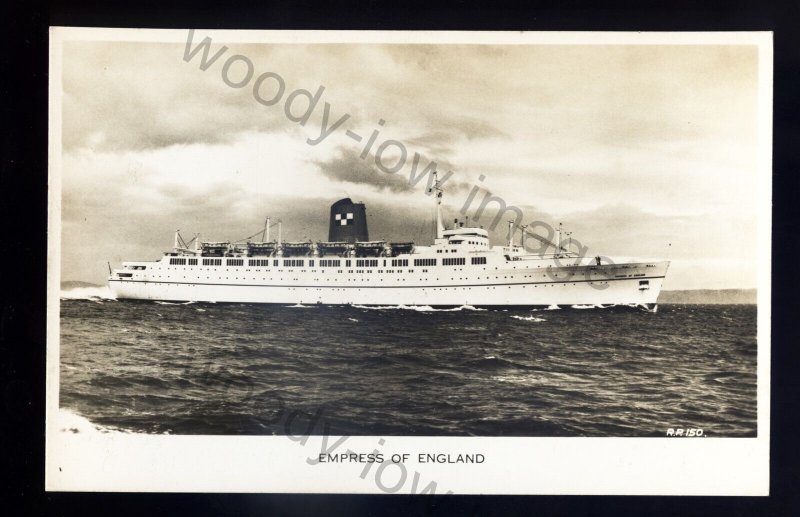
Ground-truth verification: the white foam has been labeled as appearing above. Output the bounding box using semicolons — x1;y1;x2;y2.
351;304;487;312
511;315;547;322
60;286;117;301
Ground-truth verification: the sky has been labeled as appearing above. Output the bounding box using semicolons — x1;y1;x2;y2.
57;34;763;289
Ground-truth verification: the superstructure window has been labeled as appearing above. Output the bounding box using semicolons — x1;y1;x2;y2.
320;259;341;267
471;257;487;265
391;259;408;267
202;258;222;266
188;258;198;265
169;258;187;265
249;259;270;267
227;259;244;266
414;258;436;267
442;257;466;266
283;259;304;267
356;259;378;267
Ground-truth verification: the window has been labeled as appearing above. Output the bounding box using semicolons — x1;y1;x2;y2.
273;259;279;266
227;259;244;266
471;257;487;265
169;258;187;265
249;259;270;267
356;259;378;267
346;260;352;267
320;259;341;267
414;258;436;267
391;259;408;267
202;258;222;266
283;259;304;267
442;257;465;266
188;258;198;265
309;260;315;267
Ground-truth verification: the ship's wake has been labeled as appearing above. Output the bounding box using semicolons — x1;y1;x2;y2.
60;286;117;301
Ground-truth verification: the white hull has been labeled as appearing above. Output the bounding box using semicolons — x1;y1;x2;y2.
109;261;668;308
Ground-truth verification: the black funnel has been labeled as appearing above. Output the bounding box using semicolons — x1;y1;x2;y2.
328;198;369;243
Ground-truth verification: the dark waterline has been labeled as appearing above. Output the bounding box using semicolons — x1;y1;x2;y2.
59;299;757;437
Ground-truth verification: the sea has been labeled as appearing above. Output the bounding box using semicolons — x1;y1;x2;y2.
58;287;758;437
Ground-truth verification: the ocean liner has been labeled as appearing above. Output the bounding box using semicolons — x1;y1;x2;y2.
109;174;669;309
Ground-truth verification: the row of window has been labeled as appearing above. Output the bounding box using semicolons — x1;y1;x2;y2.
170;258;200;265
442;257;466;266
171;257;488;268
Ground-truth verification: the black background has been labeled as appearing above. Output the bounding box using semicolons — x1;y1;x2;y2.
2;0;798;515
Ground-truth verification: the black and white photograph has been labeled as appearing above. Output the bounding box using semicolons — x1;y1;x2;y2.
46;28;771;494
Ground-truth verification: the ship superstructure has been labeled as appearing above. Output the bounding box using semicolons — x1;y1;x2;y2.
109;173;669;309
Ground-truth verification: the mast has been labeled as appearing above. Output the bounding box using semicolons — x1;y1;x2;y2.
173;229;180;251
432;171;444;239
556;223;562;255
507;220;514;248
519;224;527;248
266;217;271;242
278;220;282;243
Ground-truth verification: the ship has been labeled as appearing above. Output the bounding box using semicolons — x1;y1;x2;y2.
108;173;669;310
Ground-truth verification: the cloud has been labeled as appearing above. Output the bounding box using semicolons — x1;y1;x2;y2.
313;146;417;193
62;41;296;152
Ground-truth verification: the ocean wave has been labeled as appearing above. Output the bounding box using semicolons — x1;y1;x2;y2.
154;301;196;306
60;286;117;301
285;303;315;308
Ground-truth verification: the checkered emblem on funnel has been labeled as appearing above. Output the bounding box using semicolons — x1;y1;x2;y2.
335;213;354;226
